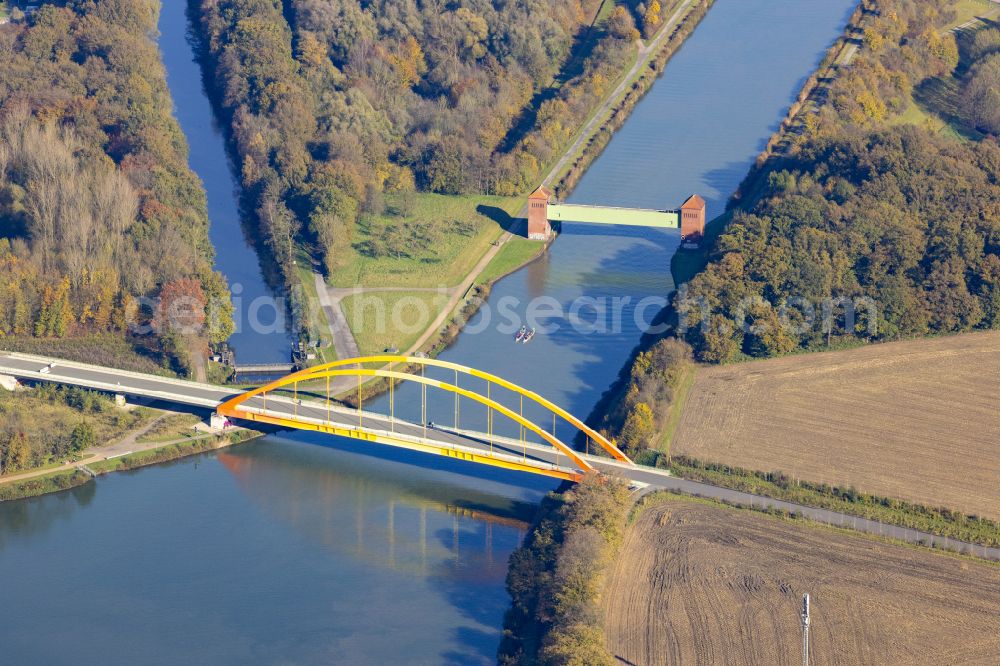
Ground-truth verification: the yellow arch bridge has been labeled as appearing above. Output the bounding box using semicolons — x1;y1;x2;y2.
217;355;634;481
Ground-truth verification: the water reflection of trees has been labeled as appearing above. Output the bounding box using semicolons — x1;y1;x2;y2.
0;481;95;550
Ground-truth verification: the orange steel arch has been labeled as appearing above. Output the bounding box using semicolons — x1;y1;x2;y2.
219;355;632;465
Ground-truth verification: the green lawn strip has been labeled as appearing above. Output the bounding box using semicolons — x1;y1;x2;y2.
665;456;1000;547
0;468;91;501
655;364;695;453
943;0;998;30
292;258;337;362
88;429;259;474
630;491;1000;564
474;238;545;286
340;291;449;356
327;193;518;289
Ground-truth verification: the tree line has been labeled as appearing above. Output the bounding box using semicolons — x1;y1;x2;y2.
500;474;630;666
0;0;233;372
195;0;645;281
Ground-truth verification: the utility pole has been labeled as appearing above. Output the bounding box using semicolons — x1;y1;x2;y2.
801;593;811;666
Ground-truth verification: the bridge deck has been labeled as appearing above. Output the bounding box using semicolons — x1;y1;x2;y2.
547;203;679;228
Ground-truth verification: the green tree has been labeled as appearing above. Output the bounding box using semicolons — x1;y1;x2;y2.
70;422;97;453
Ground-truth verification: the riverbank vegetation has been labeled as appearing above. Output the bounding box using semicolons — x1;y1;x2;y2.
0;385;150;475
0;425;259;502
598;338;693;459
0;1;233;373
500;474;629;666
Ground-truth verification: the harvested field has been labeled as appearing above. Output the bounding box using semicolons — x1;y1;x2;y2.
604;499;1000;666
672;332;1000;520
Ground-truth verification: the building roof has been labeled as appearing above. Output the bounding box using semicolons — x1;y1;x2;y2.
680;194;706;210
528;185;552;200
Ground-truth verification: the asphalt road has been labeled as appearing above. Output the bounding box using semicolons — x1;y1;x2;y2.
2;351;996;560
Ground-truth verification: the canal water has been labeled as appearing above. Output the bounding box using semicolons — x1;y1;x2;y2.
157;0;296;364
0;0;858;663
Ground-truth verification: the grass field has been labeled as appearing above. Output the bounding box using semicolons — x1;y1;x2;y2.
671;332;1000;521
944;0;999;30
604;497;1000;666
339;291;449;356
474;238;544;286
135;413;202;444
326;193;518;289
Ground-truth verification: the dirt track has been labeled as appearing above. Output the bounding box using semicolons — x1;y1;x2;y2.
672;332;1000;520
603;500;1000;665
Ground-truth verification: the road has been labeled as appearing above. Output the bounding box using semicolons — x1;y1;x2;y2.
2;350;996;559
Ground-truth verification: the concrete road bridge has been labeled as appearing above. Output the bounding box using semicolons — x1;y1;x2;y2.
2;350;999;560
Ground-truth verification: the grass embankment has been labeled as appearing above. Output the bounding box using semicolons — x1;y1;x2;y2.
894;10;998;140
328;193;520;289
340;291;450;356
292;258;337;364
89;429;259;474
135;413;203;444
475;239;546;286
500;475;630;666
0;468;92;502
944;0;999;30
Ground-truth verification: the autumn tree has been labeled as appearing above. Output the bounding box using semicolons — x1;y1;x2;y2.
2;432;32;473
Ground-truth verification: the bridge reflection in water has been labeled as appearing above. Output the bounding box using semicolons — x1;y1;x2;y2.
217;442;533;580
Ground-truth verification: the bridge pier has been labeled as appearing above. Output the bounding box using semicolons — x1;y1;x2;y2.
527;186;552;239
210;413;230;431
